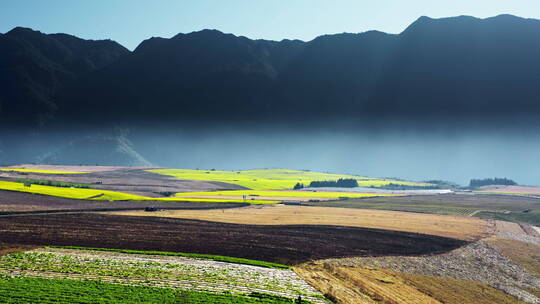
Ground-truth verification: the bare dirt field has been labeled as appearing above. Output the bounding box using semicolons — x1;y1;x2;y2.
108;204;488;241
0;213;466;265
0;190;247;213
0;167;245;197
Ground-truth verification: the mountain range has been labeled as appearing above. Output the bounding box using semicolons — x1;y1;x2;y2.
2;14;540;127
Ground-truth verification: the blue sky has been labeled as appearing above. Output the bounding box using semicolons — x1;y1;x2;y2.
1;0;539;50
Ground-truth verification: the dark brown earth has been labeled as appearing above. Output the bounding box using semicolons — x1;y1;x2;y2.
0;190;248;214
0;168;246;197
0;213;467;265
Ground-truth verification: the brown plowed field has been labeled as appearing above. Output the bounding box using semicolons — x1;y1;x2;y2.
0;213;466;265
0;190;247;213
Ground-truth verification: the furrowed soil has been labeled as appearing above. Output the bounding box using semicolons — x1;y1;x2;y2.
108;205;487;241
0;213;466;265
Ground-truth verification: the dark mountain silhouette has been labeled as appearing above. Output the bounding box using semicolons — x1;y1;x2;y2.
0;27;129;125
3;14;540;127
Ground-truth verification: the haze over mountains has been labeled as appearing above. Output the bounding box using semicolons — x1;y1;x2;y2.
2;14;540;127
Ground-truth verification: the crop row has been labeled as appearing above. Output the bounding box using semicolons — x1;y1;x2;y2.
54;246;289;269
0;276;311;303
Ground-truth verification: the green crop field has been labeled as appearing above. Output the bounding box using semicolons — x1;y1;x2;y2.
0;276;310;304
148;168;432;190
0;168;89;174
174;189;396;199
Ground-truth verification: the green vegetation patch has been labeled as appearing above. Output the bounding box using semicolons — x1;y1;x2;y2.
52;246;289;269
0;276;308;303
16;178;91;188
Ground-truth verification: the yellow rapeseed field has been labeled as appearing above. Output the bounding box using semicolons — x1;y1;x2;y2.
149;168;432;190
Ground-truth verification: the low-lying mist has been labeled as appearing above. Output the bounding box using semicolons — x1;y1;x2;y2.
1;121;538;186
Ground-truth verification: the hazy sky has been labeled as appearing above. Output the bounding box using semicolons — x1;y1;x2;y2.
1;0;539;49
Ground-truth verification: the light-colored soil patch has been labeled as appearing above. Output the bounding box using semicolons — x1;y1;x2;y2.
0;248;325;303
108;204;487;241
294;264;523;304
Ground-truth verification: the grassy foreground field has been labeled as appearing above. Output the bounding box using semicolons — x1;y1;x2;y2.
110;205;487;241
0;247;323;303
149;168;433;190
0;276;311;304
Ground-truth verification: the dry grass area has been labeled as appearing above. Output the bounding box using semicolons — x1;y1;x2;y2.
294;264;522;304
108;205;487;241
485;238;540;278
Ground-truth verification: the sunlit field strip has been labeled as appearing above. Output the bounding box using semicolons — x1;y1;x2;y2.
0;168;89;174
0;181;278;204
174;190;397;199
149;168;432;190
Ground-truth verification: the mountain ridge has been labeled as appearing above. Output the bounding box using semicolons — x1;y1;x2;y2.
2;14;540;127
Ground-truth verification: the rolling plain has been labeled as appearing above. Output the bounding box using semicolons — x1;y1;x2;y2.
0;164;539;303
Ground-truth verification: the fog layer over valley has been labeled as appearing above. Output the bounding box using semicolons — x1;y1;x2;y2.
2;123;538;186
